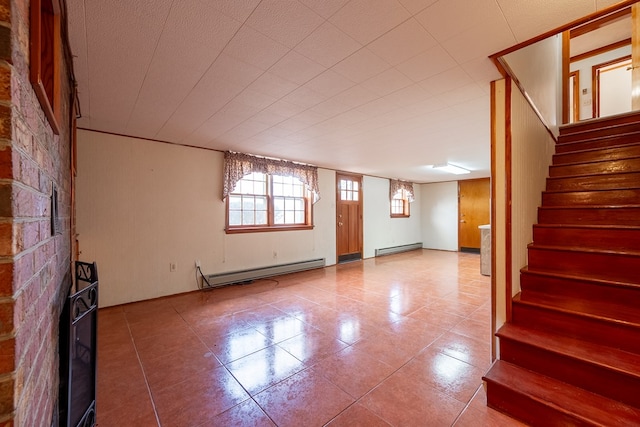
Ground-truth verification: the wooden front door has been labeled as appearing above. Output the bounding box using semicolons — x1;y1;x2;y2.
336;173;363;263
458;178;490;252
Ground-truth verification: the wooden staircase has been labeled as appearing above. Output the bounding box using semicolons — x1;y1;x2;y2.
483;112;640;426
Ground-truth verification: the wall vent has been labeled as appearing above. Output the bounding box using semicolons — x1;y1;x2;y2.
204;258;325;289
375;243;423;257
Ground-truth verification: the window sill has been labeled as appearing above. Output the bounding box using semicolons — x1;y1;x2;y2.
390;214;410;218
225;225;314;234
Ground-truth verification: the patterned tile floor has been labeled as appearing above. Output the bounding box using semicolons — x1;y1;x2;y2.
96;250;524;426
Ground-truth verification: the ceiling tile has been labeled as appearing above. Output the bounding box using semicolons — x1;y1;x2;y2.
416;0;502;43
247;72;299;99
356;98;401;117
396;45;457;82
460;57;502;88
266;99;308;118
294;22;362;68
331;48;390;83
299;0;350;18
303;69;355;98
224;25;289;70
368;18;437;65
154;75;244;142
310;98;351;117
126;3;241;136
436;82;487;107
381;83;433;106
440;15;515;63
202;0;261;22
418;66;473;96
330;0;411;44
360;68;413;96
245;0;324;48
281;86;327;109
497;0;594;42
208;54;265;88
268;51;326;85
396;0;439;15
83;0;174;130
331;85;380;109
292;109;330;125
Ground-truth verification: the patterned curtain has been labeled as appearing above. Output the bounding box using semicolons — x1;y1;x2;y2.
223;151;320;202
389;179;415;203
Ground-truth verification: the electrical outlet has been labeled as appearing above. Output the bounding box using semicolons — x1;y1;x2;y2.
195;260;201;268
170;262;177;272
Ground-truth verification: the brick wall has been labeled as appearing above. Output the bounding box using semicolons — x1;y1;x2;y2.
0;0;73;425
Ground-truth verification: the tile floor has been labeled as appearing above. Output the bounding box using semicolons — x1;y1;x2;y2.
97;250;524;426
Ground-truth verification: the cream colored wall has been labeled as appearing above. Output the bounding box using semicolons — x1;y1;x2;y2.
76;130;336;307
492;79;507;334
363;176;422;258
503;35;563;137
510;87;556;296
419;181;458;251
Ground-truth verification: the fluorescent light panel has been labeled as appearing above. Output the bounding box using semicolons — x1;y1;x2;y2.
431;163;470;175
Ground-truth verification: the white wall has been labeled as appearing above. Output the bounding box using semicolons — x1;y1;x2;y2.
503;34;563;137
76;130;336;307
362;176;422;258
78;130;444;307
570;45;631;120
419;181;458;251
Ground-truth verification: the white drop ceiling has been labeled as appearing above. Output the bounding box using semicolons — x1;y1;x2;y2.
67;0;622;183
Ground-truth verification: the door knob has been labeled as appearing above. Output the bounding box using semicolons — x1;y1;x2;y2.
338;222;343;226
460;220;466;223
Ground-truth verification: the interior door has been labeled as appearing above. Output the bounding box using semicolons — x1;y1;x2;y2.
458;178;490;252
336;173;363;263
593;55;632;118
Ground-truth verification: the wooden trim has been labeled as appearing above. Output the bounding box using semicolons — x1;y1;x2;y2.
592;54;632;118
570;7;631;38
505;77;513;323
570;38;631;63
490;0;639;61
490;80;497;360
225;225;314;234
562;31;571;125
569;70;580;122
30;0;61;135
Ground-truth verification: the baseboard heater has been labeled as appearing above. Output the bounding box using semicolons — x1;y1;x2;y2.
204;258;326;289
375;243;423;257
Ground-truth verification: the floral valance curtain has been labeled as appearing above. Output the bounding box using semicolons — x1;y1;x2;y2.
389;179;415;203
223;151;320;202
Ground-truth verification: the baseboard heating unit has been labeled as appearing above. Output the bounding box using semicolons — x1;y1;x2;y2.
204;258;326;289
375;243;423;257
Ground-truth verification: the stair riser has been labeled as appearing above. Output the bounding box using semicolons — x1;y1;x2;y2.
532;226;640;252
484;380;594;426
538;207;640;226
553;146;640;165
520;271;640;306
541;189;640;206
549;158;640;178
512;303;640;354
499;339;640;408
546;172;640;192
556;133;640;153
528;247;640;283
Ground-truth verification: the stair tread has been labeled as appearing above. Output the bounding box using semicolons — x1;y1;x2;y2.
540;204;640;209
522;266;640;290
497;323;640;377
527;242;640;256
483;360;640;425
533;223;640;230
543;187;640;194
557;133;640;146
554;142;640;156
514;291;640;326
550;154;640;168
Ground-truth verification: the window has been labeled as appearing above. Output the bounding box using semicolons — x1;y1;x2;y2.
391;188;410;217
227;172;312;232
339;178;359;201
389;179;414;218
30;0;61;134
